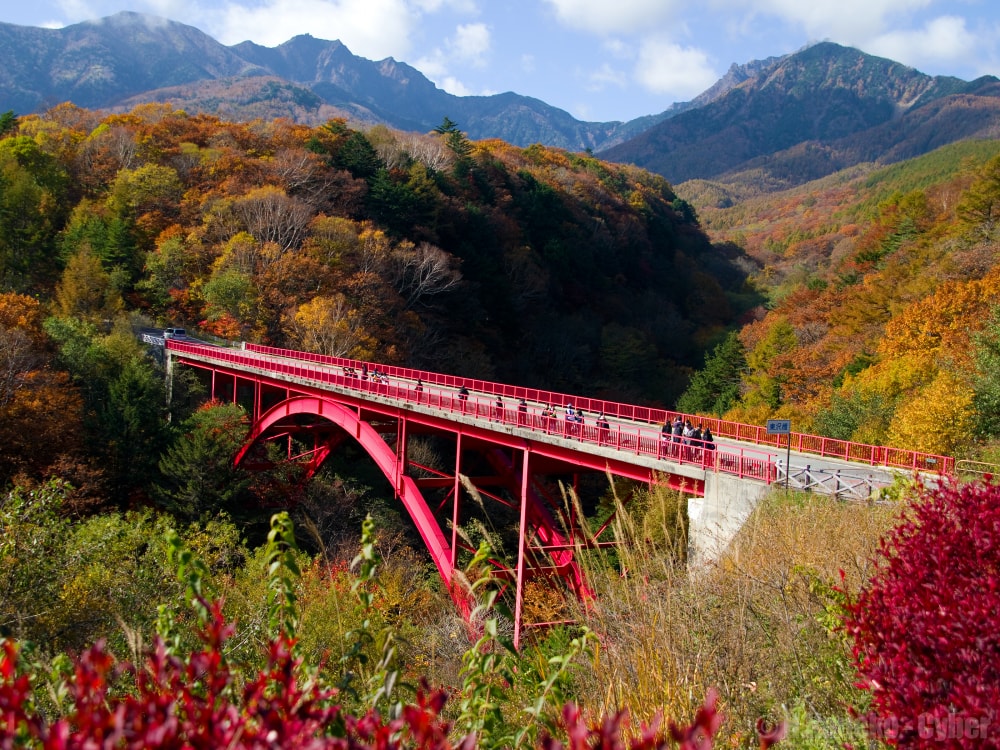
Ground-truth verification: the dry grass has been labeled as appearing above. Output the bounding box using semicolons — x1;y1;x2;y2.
567;483;899;745
355;473;901;746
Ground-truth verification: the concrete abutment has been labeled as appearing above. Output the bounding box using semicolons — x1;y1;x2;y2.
687;473;770;567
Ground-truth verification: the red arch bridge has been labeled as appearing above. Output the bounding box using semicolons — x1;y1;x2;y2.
164;339;952;647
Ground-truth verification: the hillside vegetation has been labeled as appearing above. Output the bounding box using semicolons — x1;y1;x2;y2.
678;137;1000;461
0;103;750;399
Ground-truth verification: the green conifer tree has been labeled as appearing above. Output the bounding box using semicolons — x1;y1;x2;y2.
675;331;747;415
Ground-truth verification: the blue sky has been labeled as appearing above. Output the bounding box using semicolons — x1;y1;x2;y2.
3;0;999;123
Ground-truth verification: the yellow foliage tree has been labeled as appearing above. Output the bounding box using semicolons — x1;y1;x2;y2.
887;370;976;456
878;267;1000;368
54;246;123;323
288;294;375;359
845;351;936;401
740;316;797;409
826;268;1000;454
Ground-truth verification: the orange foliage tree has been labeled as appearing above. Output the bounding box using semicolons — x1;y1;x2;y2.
0;293;88;487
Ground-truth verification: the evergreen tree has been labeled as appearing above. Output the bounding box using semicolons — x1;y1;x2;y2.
813;390;895;444
155;402;253;523
0;110;17;136
675;331;746;415
43;318;170;505
332;129;381;180
366;167;420;234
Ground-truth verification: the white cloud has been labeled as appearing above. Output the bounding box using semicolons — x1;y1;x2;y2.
438;76;473;95
737;0;933;42
542;0;680;35
587;63;628;90
867;15;979;68
411;0;477;11
602;38;632;59
213;0;418;57
139;0;200;19
450;21;490;66
53;0;100;23
634;36;718;98
413;21;491;95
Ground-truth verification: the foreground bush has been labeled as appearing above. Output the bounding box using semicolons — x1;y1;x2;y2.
0;629;744;749
0;512;784;749
844;479;1000;748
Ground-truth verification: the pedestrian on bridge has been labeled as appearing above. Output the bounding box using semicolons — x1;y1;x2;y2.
691;423;704;461
682;420;695;461
541;403;556;432
565;403;579;436
517;398;528;426
597;412;611;445
494;395;504;422
671;417;684;457
703;426;716;457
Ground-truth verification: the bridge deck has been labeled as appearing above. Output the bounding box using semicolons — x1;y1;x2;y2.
167;340;943;499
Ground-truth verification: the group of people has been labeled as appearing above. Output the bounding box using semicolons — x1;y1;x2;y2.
661;417;715;461
526;402;613;441
342;365;389;385
408;377;717;460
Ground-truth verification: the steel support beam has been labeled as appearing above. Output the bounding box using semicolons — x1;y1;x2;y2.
514;446;530;650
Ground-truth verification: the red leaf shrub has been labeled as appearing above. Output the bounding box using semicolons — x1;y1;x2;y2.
0;598;752;749
844;479;1000;748
0;601;446;749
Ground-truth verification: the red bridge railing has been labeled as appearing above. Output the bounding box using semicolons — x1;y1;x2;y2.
168;340;776;484
175;341;952;475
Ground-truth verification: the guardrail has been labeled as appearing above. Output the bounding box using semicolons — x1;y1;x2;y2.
774;463;893;501
237;342;953;474
955;460;1000;479
168;340;777;485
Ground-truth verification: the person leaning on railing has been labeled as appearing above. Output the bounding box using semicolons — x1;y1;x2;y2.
597;412;611;445
702;426;716;458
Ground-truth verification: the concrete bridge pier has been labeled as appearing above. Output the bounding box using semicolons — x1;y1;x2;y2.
687;473;770;568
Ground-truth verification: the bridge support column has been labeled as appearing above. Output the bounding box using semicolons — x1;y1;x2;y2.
513;447;530;651
688;473;769;568
451;434;462;569
165;351;174;419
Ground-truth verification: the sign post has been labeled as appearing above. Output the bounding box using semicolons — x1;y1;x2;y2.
766;419;792;490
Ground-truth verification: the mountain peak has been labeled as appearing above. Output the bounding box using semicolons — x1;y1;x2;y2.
599;41;1000;187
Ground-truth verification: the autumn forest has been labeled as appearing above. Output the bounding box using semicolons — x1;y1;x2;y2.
3;100;1000;747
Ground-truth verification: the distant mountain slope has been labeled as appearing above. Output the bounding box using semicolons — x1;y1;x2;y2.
0;12;661;150
601;42;1000;188
688;138;1000;270
4;15;998;186
0;12;255;111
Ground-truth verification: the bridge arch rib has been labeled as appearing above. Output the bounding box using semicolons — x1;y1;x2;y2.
234;395;458;602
